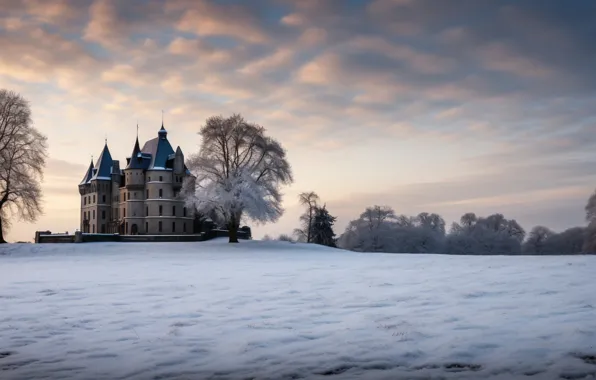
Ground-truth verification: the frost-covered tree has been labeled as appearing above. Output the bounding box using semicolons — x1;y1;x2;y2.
445;213;525;255
183;114;293;243
294;191;319;243
310;204;337;247
522;226;555;254
0;89;47;243
544;227;585;255
338;207;446;253
338;205;397;252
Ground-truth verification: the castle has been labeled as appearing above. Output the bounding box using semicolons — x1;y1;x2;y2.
78;123;194;235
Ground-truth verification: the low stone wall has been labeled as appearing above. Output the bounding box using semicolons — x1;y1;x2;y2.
36;229;250;244
35;233;75;244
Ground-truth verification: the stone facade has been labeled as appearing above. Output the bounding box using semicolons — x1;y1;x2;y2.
78;124;194;235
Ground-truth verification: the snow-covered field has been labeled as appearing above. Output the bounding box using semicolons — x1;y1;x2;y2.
1;240;596;380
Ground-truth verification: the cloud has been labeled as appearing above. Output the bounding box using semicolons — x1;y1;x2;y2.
173;0;271;44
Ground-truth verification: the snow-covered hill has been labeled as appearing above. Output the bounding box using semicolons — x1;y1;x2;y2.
1;240;595;379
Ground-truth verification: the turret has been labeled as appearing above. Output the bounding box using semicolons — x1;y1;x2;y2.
174;146;184;175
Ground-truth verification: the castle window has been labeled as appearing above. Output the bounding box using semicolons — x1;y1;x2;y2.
158;221;162;232
92;225;95;233
159;205;163;216
123;208;126;217
146;206;148;216
159;189;163;198
126;222;128;233
102;210;105;220
127;192;130;199
93;195;96;203
92;210;95;219
134;192;136;199
148;176;151;182
146;189;149;198
123;193;126;201
84;197;86;205
172;222;176;233
102;195;106;203
172;206;176;216
183;207;186;217
145;222;148;233
159;176;163;182
183;223;186;233
101;224;105;233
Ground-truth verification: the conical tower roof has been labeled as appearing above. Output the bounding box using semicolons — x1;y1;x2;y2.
79;158;94;185
91;142;113;180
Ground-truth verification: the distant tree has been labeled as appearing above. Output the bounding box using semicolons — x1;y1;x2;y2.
338;207;446;253
277;233;295;242
338;205;397;252
544;227;585;255
183;114;293;243
293;191;319;243
310;204;337;247
522;226;555;254
262;234;272;241
445;213;525;255
0;89;47;243
583;190;596;253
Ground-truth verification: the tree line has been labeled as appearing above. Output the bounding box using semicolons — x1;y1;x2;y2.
268;195;596;255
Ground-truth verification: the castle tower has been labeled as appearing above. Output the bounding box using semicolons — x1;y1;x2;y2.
79;142;113;234
123;135;145;235
79;158;94;233
110;160;121;233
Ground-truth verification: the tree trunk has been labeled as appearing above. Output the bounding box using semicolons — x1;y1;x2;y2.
228;215;239;243
0;216;6;244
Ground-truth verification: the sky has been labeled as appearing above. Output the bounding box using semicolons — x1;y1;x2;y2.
1;0;596;242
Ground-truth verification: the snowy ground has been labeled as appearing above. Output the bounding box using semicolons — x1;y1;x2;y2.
1;240;596;380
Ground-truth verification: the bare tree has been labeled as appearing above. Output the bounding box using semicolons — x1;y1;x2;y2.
0;90;47;243
293;191;319;243
182;114;293;243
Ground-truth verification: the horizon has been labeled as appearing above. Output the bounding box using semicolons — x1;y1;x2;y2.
2;0;596;242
